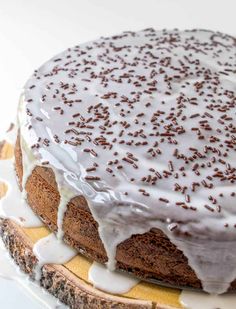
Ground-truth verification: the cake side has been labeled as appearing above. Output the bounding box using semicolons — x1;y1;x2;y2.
15;132;204;290
0;136;181;308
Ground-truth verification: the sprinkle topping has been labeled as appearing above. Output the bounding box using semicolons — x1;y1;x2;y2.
22;29;236;233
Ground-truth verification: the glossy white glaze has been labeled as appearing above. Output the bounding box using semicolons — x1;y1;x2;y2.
0;238;67;308
1;128;236;308
88;262;140;294
55;173;77;240
180;290;236;309
18;29;236;293
33;233;76;280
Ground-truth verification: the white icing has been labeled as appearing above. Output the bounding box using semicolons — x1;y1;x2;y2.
180;290;236;309
0;158;42;227
88;262;140;294
20;131;39;201
18;29;236;294
33;233;76;280
19;98;76;237
169;236;236;294
55;172;77;240
0;238;67;308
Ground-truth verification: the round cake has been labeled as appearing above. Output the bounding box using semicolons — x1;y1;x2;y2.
16;28;236;295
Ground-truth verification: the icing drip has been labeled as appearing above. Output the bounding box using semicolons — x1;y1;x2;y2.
180;290;236;309
33;233;76;280
169;235;236;294
19;29;236;293
88;262;140;294
57;194;72;239
55;173;77;240
18;101;75;238
0;158;41;228
17;102;38;199
0;136;67;307
0;238;67;308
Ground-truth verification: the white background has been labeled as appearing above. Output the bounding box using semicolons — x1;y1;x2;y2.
0;0;235;307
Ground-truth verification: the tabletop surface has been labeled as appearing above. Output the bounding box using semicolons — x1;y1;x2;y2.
0;0;235;307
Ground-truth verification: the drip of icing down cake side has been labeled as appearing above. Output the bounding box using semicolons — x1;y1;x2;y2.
180;290;236;309
0;127;41;227
0;238;67;309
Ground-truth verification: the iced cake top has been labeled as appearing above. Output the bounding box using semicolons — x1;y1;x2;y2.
19;29;236;293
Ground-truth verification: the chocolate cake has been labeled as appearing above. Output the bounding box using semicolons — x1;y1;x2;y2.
16;28;236;295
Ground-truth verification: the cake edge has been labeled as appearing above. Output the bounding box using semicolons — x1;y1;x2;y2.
15;131;206;291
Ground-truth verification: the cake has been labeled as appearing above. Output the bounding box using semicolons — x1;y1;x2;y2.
15;28;236;296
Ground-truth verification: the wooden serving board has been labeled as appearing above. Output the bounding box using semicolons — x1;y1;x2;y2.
0;139;183;309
